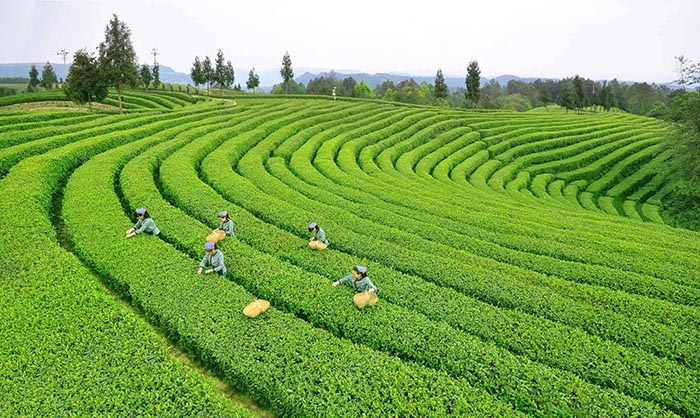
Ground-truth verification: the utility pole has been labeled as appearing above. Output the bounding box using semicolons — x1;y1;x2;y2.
151;47;159;66
57;49;69;65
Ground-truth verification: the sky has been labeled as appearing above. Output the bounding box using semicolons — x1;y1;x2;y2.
1;0;699;83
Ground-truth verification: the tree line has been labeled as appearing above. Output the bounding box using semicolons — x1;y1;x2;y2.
25;62;59;92
38;12;683;120
55;14;162;112
659;55;700;230
257;55;677;118
190;51;236;95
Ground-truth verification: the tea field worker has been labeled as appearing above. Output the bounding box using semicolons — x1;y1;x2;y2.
308;222;329;250
197;241;227;278
206;210;235;243
125;208;160;238
333;265;378;308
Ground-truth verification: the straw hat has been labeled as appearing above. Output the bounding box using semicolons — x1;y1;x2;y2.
243;299;270;318
353;291;378;309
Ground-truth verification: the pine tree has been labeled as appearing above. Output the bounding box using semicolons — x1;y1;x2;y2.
600;81;609;111
98;14;138;113
190;56;204;88
280;51;294;94
40;62;58;89
434;68;448;99
63;49;108;112
558;81;576;112
152;63;160;90
27;65;40;92
246;67;260;92
465;61;481;108
202;56;213;95
139;64;152;89
224;60;235;89
538;86;551;110
214;49;227;95
573;75;585;113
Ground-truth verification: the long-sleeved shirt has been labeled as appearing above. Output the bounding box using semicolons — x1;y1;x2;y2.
199;250;226;276
133;217;160;235
313;228;329;245
338;274;377;293
219;219;235;237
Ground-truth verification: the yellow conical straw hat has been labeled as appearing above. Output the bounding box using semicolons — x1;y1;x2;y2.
243;299;270;318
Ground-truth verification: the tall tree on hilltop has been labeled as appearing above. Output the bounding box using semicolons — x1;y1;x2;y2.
418;81;433;104
246;67;260;92
152;63;160;90
139;64;152;90
434;68;448;99
600;81;613;111
213;50;234;96
374;80;396;99
40;62;58;89
281;51;294;94
191;56;204;88
353;80;374;99
573;75;585;113
224;60;235;91
558;80;576;112
63;49;108;112
214;49;228;95
342;77;357;97
27;65;40;92
202;56;213;95
98;14;138;113
466;60;481;108
674;55;693;92
538;85;551;110
608;79;625;110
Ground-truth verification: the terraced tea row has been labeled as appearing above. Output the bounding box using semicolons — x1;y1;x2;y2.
61;101;523;417
0;88;205;111
0;102;259;417
194;102;696;414
3;95;698;417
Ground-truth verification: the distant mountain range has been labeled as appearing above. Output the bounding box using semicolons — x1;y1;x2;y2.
0;62;545;92
0;63;193;85
0;63;676;92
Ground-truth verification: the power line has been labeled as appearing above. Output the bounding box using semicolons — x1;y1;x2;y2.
57;49;69;65
151;47;159;66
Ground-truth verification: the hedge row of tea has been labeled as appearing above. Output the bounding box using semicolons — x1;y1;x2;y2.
0;101;257;416
0;88;203;110
1;92;699;417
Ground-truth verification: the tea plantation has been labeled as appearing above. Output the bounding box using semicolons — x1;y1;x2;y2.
1;91;698;417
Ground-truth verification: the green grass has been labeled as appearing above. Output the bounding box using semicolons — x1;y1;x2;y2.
0;91;697;417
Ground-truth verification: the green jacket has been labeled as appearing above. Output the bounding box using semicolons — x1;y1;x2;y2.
219;219;235;237
338;274;377;293
133;217;160;235
200;250;227;276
